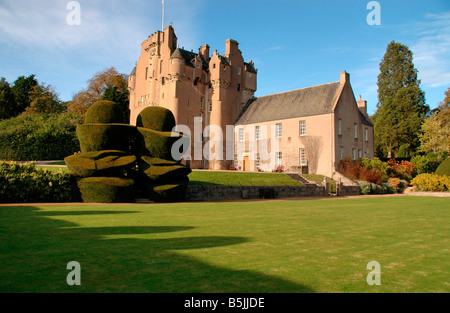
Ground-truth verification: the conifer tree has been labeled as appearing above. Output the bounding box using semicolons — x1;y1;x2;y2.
373;41;429;158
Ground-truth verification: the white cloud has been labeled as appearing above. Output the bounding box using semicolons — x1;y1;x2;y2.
409;11;450;88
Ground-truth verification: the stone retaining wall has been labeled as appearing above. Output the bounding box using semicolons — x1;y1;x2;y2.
186;185;328;202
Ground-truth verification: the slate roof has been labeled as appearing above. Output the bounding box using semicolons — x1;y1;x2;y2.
237;82;341;125
171;48;209;70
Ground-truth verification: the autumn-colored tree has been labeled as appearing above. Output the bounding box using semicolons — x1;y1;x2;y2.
419;88;450;155
68;67;128;117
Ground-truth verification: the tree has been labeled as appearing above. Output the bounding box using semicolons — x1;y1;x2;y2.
11;75;38;115
419;88;450;156
24;83;65;114
68;67;128;117
103;84;130;123
0;78;17;120
373;41;429;158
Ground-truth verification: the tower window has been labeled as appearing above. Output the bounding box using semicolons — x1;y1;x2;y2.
237;84;241;91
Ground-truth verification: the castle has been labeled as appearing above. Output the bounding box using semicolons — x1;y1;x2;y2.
129;26;374;176
128;26;257;170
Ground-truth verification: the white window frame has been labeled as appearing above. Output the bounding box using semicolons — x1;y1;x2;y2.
276;123;282;139
365;128;368;142
352;148;357;160
276;152;282;167
340;147;344;160
300;148;307;166
354;123;358;139
255;126;260;141
300;120;306;136
239;128;244;142
338;119;342;135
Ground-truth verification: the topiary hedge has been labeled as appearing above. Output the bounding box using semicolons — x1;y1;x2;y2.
136;127;182;161
136;106;176;132
77;124;136;153
65;150;137;177
138;156;191;183
141;178;189;203
435;158;450;177
85;100;126;124
77;176;135;203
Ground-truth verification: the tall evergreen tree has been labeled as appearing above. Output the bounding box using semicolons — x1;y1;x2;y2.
11;75;38;115
373;41;429;158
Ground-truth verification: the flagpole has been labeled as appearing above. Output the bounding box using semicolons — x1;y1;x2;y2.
162;0;165;31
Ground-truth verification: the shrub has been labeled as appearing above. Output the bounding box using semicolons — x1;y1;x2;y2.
136;106;176;132
361;157;391;178
0;113;81;161
76;124;136;153
411;154;441;174
388;159;416;181
77;176;135;203
65;150;137;177
412;174;450;192
357;180;396;195
84;100;125;124
136;127;183;160
0;161;75;203
141;178;189;203
435;158;450;176
138;156;191;183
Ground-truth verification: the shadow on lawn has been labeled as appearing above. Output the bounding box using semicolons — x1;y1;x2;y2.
0;206;314;293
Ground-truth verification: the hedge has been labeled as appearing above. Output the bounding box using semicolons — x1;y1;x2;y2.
77;124;136;153
136;127;183;160
0;161;75;203
411;174;450;192
136;106;176;132
141;178;189;203
435;158;450;176
138;156;191;183
84;100;125;124
77;176;135;203
65;150;137;177
0;113;81;161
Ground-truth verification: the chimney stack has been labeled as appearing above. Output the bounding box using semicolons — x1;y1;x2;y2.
357;95;368;117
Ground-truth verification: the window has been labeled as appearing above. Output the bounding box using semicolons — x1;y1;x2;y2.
160;60;163;74
300;120;306;136
200;98;204;109
340;147;344;160
237;83;241;91
338;119;342;135
354;123;358;139
358;149;362;159
213;63;216;70
276;152;282;167
239;128;244;142
365;128;368;142
276;123;282;139
255;153;260;168
145;67;148;80
352;148;357;160
255;126;260;141
208;101;212;112
238;67;242;76
300;149;307;166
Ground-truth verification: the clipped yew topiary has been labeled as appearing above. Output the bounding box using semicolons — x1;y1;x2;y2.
64;150;137;177
77;124;136;153
141;178;189;203
435;158;450;176
136;106;176;132
85;100;125;124
136;127;182;161
77;177;135;203
138;156;191;183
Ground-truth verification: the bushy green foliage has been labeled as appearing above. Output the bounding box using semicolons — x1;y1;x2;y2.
435;158;450;176
138;156;191;183
77;176;135;203
387;177;408;193
357;180;396;195
412;173;450;192
0;161;75;203
136;127;182;160
136;107;176;131
84;100;125;124
0;113;81;161
411;154;441;174
76;124;136;153
65;150;137;177
361;157;391;179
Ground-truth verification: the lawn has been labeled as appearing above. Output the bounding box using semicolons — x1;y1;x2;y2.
0;196;448;293
188;170;304;186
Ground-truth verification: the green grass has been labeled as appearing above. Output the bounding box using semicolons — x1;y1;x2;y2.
0;196;448;293
188;171;304;186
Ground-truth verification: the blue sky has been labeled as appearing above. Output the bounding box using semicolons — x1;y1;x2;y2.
1;0;449;115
